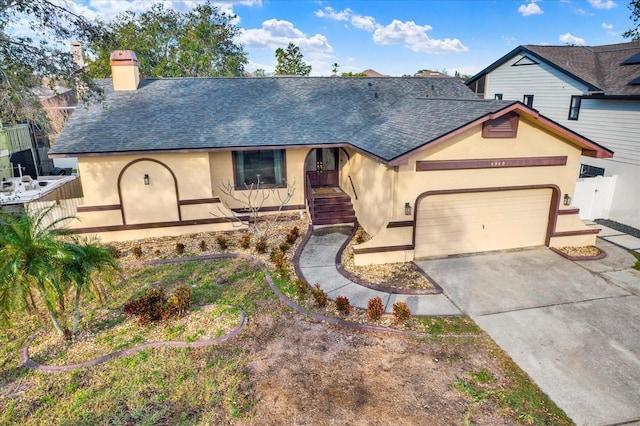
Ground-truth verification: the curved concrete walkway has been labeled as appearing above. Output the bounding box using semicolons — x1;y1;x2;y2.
296;225;461;316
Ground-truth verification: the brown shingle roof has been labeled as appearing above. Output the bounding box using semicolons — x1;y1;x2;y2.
524;41;640;96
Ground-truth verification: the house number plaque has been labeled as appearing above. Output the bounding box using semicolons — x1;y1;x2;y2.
416;156;567;171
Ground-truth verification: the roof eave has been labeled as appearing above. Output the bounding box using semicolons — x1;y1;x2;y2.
466;45;601;92
387;102;612;165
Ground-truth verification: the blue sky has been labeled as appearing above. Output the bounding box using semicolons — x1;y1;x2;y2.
25;1;639;76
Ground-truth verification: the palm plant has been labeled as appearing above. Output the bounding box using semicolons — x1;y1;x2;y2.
62;238;120;335
0;205;73;336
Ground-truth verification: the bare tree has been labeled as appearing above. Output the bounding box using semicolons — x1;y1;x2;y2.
215;179;295;238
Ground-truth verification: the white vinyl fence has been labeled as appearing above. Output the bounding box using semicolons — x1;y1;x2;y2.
572;175;617;220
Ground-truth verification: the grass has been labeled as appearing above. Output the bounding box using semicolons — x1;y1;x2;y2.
450;343;574;426
0;257;573;425
0;259;261;425
631;250;640;270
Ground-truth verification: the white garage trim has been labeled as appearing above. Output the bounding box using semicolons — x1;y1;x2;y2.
413;185;560;258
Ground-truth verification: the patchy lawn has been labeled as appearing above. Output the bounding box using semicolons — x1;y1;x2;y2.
0;253;573;425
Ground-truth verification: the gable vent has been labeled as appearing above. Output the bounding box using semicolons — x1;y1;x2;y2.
513;55;538;66
482;112;519;138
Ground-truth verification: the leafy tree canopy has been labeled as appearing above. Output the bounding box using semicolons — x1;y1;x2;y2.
87;2;247;78
623;0;640;40
341;72;368;77
0;0;105;129
275;43;312;76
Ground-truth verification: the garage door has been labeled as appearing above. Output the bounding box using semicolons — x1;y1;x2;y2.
414;189;552;258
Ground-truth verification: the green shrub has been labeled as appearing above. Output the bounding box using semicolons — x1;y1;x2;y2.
255;237;268;253
132;245;143;258
279;241;291;252
216;235;229;250
239;234;251;249
199;240;208;251
367;297;384;321
294;279;309;299
392;301;412;323
106;244;121;258
311;284;328;307
286;226;300;244
335;296;351;315
175;242;185;255
165;285;191;318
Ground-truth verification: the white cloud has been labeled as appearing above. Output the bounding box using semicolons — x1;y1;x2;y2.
502;35;517;46
518;1;543;16
559;32;586;45
602;22;613;30
239;19;332;53
588;0;617;9
372;20;467;53
314;6;378;32
314;6;351;21
351;15;377;32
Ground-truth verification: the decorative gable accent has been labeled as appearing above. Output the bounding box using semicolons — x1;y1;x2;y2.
482;112;519;138
512;55;538;66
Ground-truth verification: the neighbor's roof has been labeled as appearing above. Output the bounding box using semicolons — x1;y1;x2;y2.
466;41;640;97
50;76;612;163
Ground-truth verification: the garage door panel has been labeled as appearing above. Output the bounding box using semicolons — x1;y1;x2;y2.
415;189;551;258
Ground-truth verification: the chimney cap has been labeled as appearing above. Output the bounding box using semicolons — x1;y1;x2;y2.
110;50;138;66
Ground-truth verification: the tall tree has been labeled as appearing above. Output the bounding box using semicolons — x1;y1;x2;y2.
623;0;640;40
275;43;312;76
87;2;247;78
0;0;105;130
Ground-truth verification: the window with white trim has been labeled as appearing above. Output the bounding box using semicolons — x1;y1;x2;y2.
568;96;581;120
233;150;286;188
523;94;534;107
494;93;503;100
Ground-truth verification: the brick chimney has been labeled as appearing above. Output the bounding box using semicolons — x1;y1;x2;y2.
110;50;139;91
70;41;85;68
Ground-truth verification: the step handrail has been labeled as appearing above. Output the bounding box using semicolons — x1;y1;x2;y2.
348;175;358;200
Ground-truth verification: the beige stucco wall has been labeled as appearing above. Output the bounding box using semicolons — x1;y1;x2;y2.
339;148;394;235
72;152;233;236
209;149;308;210
353;116;596;265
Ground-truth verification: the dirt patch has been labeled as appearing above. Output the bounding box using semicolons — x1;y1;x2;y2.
241;313;514;425
341;226;435;291
556;245;602;258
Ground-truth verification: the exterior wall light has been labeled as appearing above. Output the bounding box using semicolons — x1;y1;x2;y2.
563;194;571;206
405;202;412;216
144;174;150;185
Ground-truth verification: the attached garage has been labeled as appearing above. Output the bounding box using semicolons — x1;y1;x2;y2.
414;187;555;258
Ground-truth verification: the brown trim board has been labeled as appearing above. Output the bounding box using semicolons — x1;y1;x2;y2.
416;156;567;172
230;204;306;214
551;229;600;237
386;220;414;228
352;244;415;255
71;217;234;234
412;184;561;248
179;197;221;206
77;204;121;213
558;208;580;215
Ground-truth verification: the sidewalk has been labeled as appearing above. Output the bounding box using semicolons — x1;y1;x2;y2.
296;226;461;316
585;220;640;254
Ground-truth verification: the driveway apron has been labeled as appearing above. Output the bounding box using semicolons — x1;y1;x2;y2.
416;241;640;426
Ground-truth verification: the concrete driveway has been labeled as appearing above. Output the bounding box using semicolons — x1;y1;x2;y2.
416;240;640;426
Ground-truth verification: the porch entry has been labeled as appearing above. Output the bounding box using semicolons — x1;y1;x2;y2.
305;148;338;187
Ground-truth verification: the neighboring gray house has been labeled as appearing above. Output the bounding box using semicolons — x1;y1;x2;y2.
466;41;640;229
